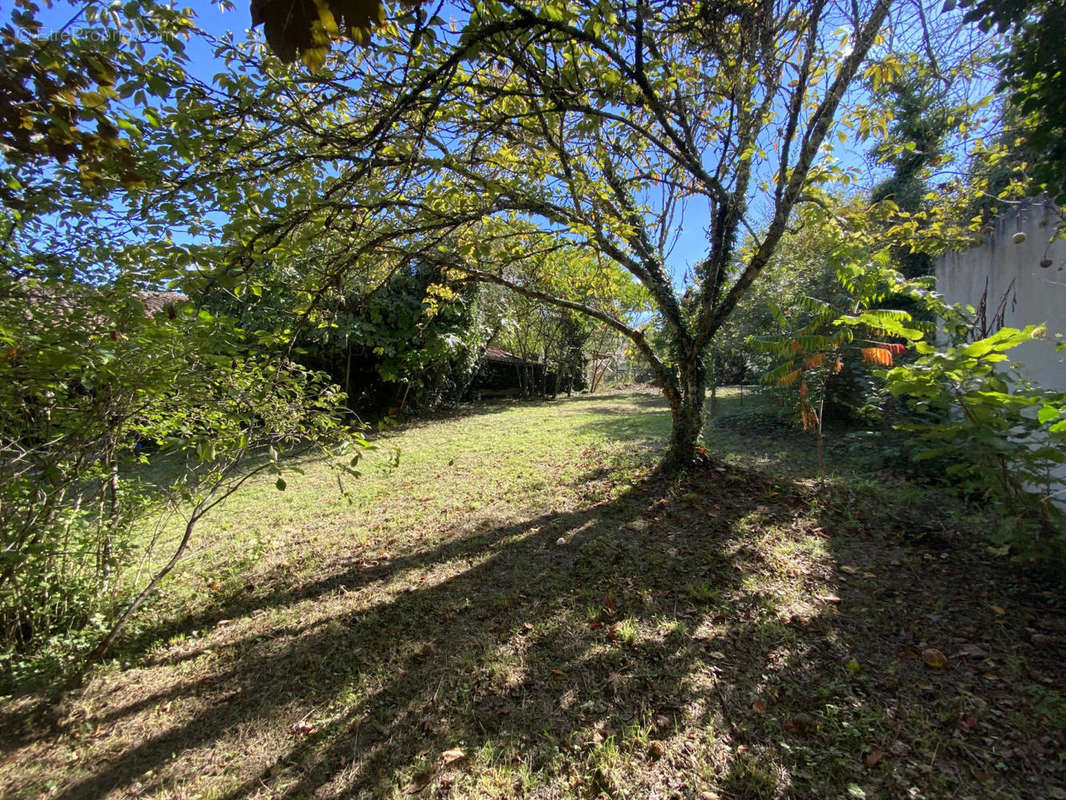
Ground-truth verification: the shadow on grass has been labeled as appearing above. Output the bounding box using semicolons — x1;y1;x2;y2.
19;462;780;798
6;461;1066;798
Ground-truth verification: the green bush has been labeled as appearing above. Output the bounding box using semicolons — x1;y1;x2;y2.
884;325;1066;560
0;277;356;680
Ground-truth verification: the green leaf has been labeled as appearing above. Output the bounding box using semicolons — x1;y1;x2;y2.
1037;404;1061;424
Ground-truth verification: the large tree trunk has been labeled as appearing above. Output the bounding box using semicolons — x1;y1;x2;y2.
664;352;707;467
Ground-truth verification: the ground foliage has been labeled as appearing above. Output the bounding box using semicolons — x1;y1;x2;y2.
2;393;1063;800
0;275;358;677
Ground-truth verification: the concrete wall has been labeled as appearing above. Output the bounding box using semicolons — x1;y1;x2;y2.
935;199;1066;391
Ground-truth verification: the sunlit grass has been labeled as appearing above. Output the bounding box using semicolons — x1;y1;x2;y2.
2;389;1062;800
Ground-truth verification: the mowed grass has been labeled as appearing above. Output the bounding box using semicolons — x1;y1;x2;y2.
2;389;1065;800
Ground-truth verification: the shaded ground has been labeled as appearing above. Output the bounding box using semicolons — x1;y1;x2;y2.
1;390;1064;799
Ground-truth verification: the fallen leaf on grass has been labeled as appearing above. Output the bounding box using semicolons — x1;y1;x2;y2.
290;722;316;736
817;594;841;605
958;715;977;732
784;714;815;734
989;605;1006;616
752;699;766;713
407;769;434;794
922;648;948;669
864;748;886;767
441;748;466;765
840;566;860;575
955;643;987;658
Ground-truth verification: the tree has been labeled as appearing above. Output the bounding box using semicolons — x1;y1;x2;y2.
249;0;426;68
752;247;926;478
0;272;355;667
0;1;194;198
202;256;487;414
0;3;361;672
475;247;650;396
958;0;1066;203
167;0;917;466
868;57;954;278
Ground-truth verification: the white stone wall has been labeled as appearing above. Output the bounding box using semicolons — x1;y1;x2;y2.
935;200;1066;507
935;199;1066;391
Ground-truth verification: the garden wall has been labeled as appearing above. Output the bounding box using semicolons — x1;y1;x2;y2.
935;199;1066;506
935;199;1066;391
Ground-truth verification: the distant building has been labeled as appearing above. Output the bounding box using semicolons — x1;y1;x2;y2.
472;347;549;398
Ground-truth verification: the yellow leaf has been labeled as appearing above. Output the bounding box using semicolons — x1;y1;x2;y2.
80;90;107;109
922;648;948;669
301;46;328;71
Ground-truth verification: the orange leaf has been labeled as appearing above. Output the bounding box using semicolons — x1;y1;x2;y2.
407;768;434;794
861;347;893;366
804;353;826;369
777;367;802;387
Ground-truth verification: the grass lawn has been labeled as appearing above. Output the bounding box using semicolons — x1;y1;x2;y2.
2;389;1064;799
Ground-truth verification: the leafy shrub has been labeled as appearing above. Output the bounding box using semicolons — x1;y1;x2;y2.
884;325;1066;560
0;277;356;680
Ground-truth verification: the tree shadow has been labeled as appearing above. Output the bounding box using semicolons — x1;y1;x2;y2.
15;462;783;798
5;460;1065;799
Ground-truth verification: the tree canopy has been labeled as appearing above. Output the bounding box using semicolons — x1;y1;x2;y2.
162;0;949;464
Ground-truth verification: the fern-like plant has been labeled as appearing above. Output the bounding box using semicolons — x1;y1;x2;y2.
750;252;929;479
